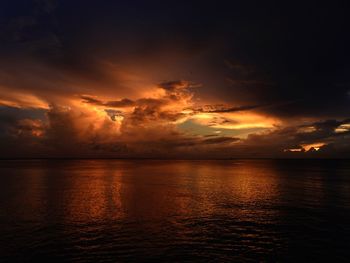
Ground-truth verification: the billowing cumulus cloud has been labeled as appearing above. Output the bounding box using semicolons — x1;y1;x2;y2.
0;78;267;158
1;77;349;158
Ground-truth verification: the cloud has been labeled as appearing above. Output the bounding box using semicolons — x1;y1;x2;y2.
0;78;244;158
1;98;350;158
0;0;349;158
202;136;240;145
81;95;135;108
158;80;200;91
13;118;45;138
236;118;350;157
191;104;263;113
0;62;349;158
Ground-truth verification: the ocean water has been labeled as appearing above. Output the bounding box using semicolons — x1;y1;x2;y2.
0;159;350;262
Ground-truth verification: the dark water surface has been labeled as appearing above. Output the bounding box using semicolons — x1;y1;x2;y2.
0;159;350;262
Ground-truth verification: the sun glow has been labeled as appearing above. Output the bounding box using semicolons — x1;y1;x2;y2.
0;90;48;109
335;124;350;133
190;111;279;130
284;148;303;152
301;142;326;151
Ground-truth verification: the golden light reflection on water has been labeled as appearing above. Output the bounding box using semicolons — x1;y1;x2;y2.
6;160;324;225
63;161;124;222
51;160;280;224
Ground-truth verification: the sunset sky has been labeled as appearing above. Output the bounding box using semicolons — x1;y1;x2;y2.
0;0;350;158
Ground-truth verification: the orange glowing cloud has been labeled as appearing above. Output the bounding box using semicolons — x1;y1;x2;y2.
189;111;279;131
301;142;326;151
0;86;49;109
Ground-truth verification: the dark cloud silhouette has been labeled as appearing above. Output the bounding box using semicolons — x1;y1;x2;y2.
202;137;240;145
81;96;135;108
191;104;263;114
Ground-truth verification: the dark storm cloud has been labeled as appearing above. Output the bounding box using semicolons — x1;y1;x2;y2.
80;80;199;109
2;0;350;119
189;100;300;115
81;96;135;108
0;0;60;58
191;104;263;114
202;137;240;145
222;1;350;118
0;0;138;98
0;107;46;134
158;81;200;91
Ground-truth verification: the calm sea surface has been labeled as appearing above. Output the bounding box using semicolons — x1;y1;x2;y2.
0;159;350;262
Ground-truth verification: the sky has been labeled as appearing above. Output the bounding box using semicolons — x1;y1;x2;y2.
0;0;350;158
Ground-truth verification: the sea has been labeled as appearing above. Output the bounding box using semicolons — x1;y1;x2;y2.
0;159;350;262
